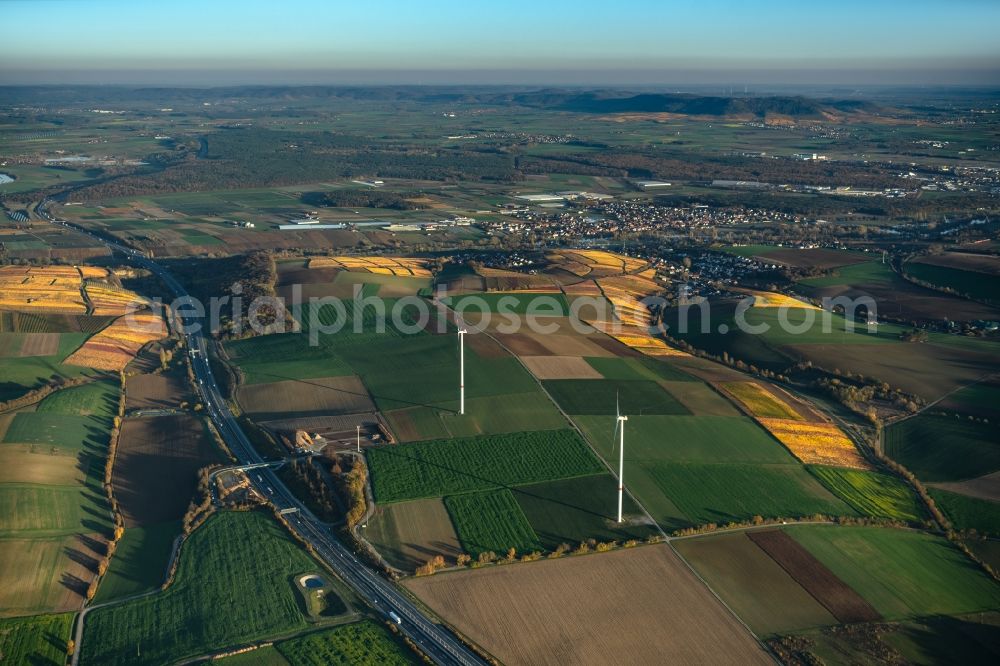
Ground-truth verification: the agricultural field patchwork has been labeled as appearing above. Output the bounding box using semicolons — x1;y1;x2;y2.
674;531;839;636
786;525;1000;619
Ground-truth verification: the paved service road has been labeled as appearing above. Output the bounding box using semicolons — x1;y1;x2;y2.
44;203;488;666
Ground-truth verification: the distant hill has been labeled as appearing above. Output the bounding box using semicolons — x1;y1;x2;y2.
0;85;880;118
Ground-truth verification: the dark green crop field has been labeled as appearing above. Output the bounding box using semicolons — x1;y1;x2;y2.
885;414;1000;482
82;511;345;666
542;379;690;415
445;489;542;557
367;429;604;503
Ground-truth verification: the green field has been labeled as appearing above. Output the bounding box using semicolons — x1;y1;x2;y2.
0;613;74;666
542;379;690;415
929;489;1000;536
885;414;1000;482
82;511;348;665
584;356;695;382
905;262;1000;305
36;379;119;419
367;429;604;503
447;292;569;315
512;474;657;548
808;466;926;522
0;484;112;535
93;520;181;603
0;333;96;402
646;463;854;528
275;621;418;666
788;525;1000;619
576;414;795;464
444;489;542;557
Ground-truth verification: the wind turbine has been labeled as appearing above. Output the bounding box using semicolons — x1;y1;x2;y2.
458;328;467;415
613;393;628;523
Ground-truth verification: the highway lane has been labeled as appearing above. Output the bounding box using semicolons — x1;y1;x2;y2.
42;204;487;666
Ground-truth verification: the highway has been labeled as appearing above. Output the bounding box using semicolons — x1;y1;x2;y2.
42;203;488;666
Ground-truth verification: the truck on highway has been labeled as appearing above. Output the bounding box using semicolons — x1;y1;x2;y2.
388;611;402;625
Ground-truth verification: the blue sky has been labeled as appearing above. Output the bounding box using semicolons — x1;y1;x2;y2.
2;0;998;84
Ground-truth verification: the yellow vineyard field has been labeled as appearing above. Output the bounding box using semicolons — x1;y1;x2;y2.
64;312;167;371
721;382;804;421
308;256;432;276
758;418;871;469
0;266;88;313
547;249;648;277
733;288;820;311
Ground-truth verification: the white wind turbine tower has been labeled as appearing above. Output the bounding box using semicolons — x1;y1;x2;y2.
613;393;628;523
458;328;467;415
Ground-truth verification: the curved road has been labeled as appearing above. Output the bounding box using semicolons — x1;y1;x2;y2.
43;203;487;666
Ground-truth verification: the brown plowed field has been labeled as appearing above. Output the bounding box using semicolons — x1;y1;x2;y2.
113;414;223;526
464;332;507;358
930;472;1000;503
753;248;869;271
747;529;881;624
237;375;375;419
366;498;463;571
125;371;193;411
913;252;1000;276
405;544;771;666
520;355;602;379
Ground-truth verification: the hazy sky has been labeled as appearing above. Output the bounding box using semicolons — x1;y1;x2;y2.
2;0;999;85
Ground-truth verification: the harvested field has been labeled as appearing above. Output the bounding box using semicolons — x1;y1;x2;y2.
17;333;60;357
659;381;740;416
125;371;193;411
463;332;506;358
929;471;1000;503
405;544;770;666
498;330;617;358
237;375;375;419
747;529;881;624
0;445;83;486
365;498;462;571
0;534;106;616
519;355;602;379
113;414;223;526
674;531;838;635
